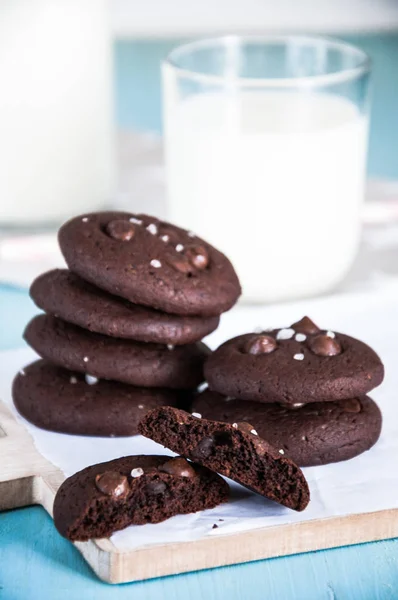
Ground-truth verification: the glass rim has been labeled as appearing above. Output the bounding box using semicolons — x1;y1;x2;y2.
163;34;371;88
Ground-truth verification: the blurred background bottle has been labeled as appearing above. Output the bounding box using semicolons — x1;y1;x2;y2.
0;0;114;227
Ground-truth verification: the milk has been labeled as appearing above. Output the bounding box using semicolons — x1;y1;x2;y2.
0;0;114;225
164;91;368;302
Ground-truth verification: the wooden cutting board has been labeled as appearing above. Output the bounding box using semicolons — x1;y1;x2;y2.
2;399;398;584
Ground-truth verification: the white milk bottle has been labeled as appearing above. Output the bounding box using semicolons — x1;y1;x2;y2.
0;0;114;226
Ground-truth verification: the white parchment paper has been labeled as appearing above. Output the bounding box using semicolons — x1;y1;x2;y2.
1;284;398;551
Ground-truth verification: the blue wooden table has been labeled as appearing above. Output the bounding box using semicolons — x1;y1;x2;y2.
1;289;398;599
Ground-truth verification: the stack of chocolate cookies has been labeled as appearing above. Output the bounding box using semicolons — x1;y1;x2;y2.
194;316;384;466
13;211;241;436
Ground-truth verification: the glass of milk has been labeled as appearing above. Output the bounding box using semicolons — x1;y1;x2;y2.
0;0;114;227
162;36;371;303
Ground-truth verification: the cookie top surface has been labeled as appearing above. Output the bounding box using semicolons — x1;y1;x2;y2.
204;316;384;405
53;454;229;541
192;390;382;467
139;406;310;511
24;314;210;389
58;212;241;316
30;269;220;344
13;360;181;437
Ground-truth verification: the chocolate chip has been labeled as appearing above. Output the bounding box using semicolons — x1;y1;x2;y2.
343;398;362;413
192;436;214;459
146;480;167;495
244;335;277;355
95;471;129;499
166;255;192;274
308;334;342;356
235;421;257;435
291;316;320;335
159;457;196;478
106;220;135;241
186;245;209;270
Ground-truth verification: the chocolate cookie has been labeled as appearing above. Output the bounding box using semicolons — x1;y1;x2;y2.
12;360;182;436
58;212;241;317
138;407;310;511
53;455;229;541
204;317;384;405
30;269;219;345
24;315;209;389
192;390;382;466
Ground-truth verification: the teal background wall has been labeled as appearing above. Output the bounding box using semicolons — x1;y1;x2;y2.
114;33;398;179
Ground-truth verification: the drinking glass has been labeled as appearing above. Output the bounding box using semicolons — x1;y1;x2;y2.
162;35;371;302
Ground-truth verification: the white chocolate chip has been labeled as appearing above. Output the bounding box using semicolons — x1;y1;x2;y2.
232;423;238;428
161;234;170;242
251;429;258;436
197;382;208;393
293;353;305;361
150;259;162;268
70;376;77;384
176;244;184;252
85;374;98;385
167;344;175;351
82;217;89;222
131;468;144;478
19;369;26;376
192;412;202;418
276;328;295;340
129;217;143;225
301;435;308;441
146;223;158;235
225;396;234;402
295;333;307;342
279;449;285;454
83;356;89;363
326;330;335;338
187;231;195;238
138;404;144;409
292;403;304;408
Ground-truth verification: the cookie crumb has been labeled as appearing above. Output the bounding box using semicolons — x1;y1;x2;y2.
293;353;305;361
131;468;144;478
295;333;307;342
146;223;158;235
276;328;295;340
212;524;218;529
85;374;98;385
150;259;162;268
176;244;184;252
192;412;202;418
